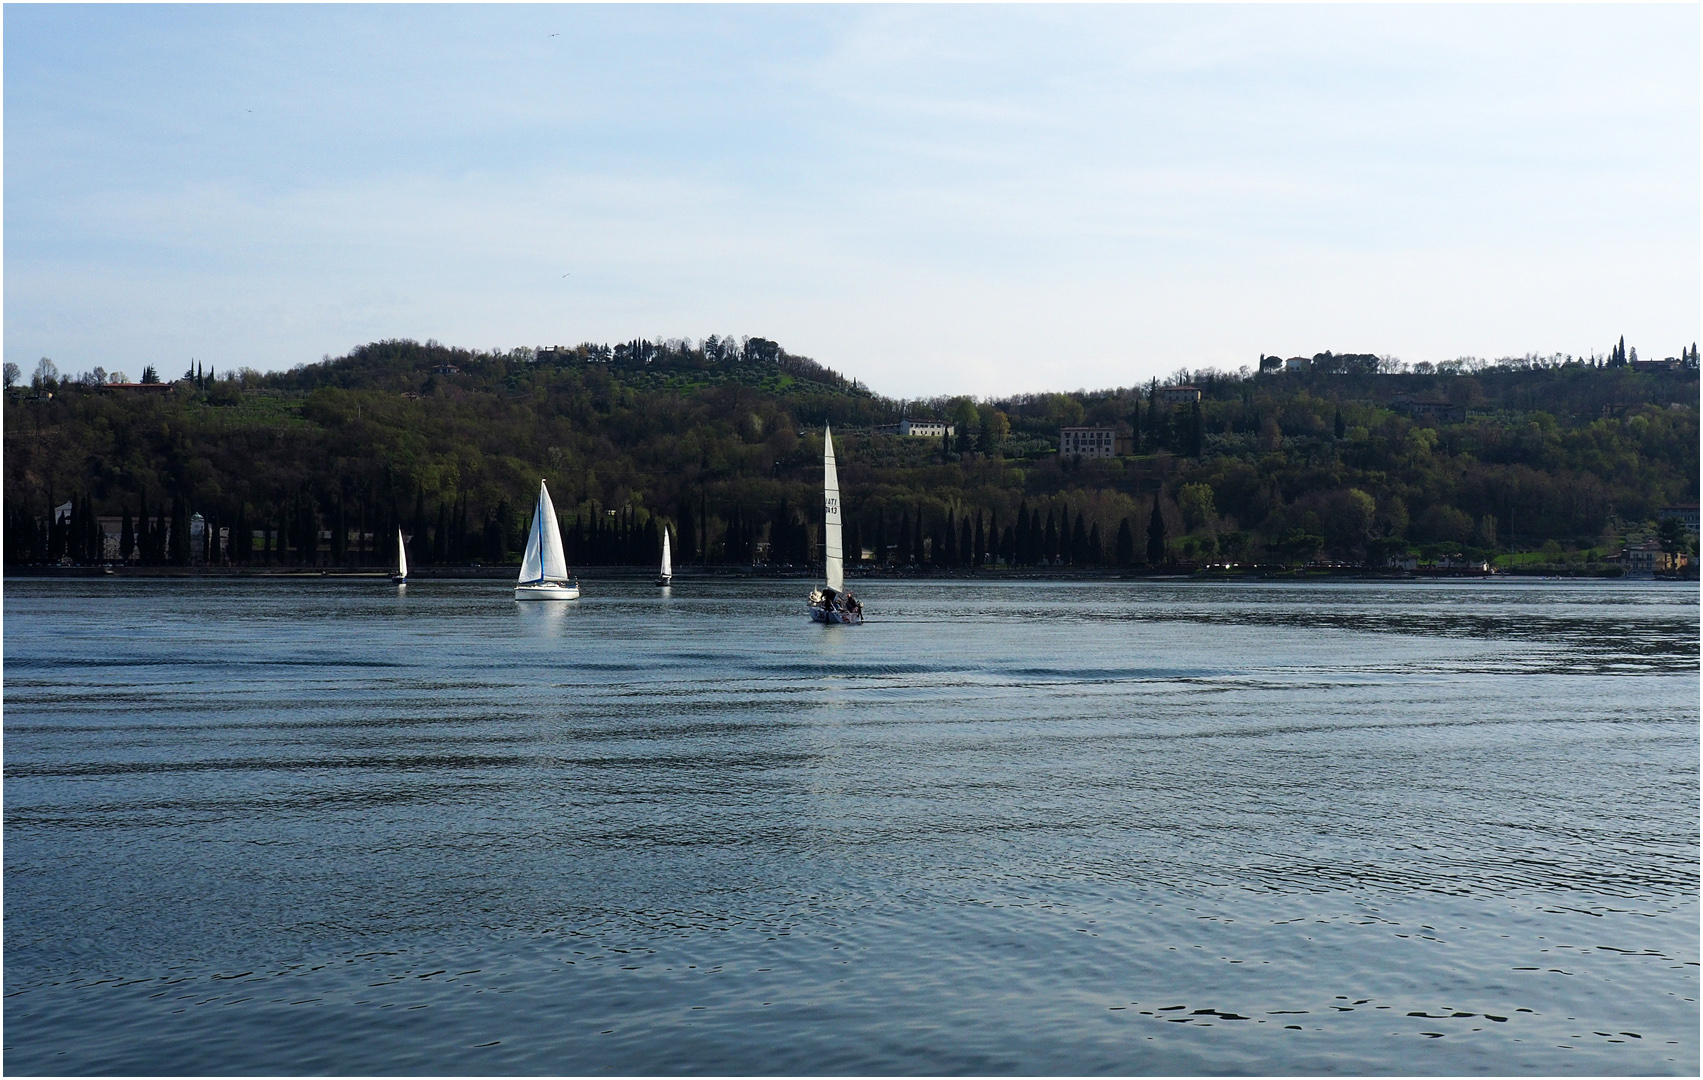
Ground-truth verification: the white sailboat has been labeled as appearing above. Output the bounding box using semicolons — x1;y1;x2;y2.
807;425;863;624
392;528;408;584
656;526;673;586
515;480;580;601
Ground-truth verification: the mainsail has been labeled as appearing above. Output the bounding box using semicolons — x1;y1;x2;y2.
519;480;569;584
396;528;408;580
824;425;843;593
660;527;672;579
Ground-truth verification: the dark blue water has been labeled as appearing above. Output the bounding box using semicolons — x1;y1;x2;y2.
4;577;1697;1074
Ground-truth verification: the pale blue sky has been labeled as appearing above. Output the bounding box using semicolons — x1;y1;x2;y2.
6;4;1698;396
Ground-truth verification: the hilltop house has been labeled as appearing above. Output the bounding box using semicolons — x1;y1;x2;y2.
873;419;954;438
1058;426;1117;459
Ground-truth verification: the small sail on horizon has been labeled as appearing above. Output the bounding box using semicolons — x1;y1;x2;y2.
393;528;408;583
658;526;673;584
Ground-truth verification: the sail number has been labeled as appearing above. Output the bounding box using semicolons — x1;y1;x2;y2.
825;496;839;516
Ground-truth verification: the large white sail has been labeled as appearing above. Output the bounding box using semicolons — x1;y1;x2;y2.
539;483;568;581
660;527;672;579
824;425;843;592
519;480;568;584
396;528;408;580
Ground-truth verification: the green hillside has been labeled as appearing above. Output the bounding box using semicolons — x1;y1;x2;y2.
5;338;1697;571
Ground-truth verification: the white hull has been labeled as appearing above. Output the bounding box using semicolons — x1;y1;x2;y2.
515;582;580;601
809;604;863;625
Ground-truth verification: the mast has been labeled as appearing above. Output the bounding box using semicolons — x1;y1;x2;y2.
824;425;842;592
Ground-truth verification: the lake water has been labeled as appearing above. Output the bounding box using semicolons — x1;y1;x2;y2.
3;577;1697;1075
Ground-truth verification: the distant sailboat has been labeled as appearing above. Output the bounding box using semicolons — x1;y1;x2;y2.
657;526;673;587
515;480;580;601
392;528;408;584
807;425;863;624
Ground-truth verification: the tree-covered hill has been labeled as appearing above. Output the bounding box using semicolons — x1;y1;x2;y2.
4;337;1697;572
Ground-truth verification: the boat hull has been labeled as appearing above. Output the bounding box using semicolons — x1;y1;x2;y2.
656;576;672;587
515;582;580;601
809;604;863;625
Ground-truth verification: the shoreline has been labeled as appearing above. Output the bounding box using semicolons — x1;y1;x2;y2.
4;565;1682;582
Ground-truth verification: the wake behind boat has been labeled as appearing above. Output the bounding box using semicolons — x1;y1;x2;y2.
807;424;863;625
515;480;580;601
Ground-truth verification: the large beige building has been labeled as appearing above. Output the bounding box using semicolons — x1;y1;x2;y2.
1058;427;1117;458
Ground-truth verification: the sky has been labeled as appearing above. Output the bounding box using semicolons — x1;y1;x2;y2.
5;4;1698;398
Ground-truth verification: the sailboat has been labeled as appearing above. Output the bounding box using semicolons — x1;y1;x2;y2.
515;480;580;601
656;526;673;587
392;528;408;584
807;425;863;624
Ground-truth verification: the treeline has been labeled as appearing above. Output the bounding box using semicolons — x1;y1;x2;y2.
4;336;1697;571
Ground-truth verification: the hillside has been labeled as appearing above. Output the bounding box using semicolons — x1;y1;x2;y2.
5;338;1698;572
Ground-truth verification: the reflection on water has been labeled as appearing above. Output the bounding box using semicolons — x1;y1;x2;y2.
3;577;1697;1075
514;597;575;634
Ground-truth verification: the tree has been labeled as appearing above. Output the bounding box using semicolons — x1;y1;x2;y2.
120;507;134;563
140;365;160;384
3;362;18;389
32;358;58;390
1177;483;1216;534
1146;496;1167;566
953;399;979;453
1658;516;1688;565
1187;400;1204;457
1334;407;1346;440
1115;517;1135;567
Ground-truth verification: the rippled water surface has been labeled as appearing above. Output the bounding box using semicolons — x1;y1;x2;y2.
4;577;1698;1074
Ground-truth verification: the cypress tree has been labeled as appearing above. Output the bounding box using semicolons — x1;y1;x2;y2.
973;511;985;569
943;510;957;566
1146;496;1167;566
1088;522;1103;567
170;494;189;565
120;507;135;564
913;508;924;567
897;509;911;565
875;508;887;566
1333;407;1346;440
679;500;697;564
1071;512;1088;566
1188;400;1204;457
959;514;972;569
1043;510;1058;565
1131;400;1143;455
1115;517;1135;567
